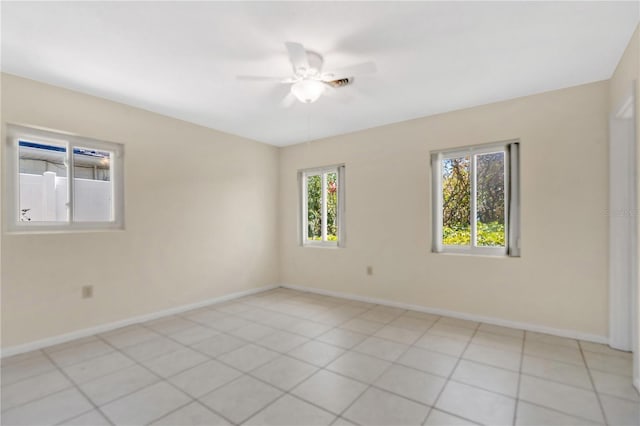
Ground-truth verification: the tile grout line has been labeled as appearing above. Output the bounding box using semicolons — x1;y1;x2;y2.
578;340;610;426
512;330;528;426
39;348;116;426
421;321;483;426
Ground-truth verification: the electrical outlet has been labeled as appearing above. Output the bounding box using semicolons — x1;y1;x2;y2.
81;285;93;299
366;266;373;276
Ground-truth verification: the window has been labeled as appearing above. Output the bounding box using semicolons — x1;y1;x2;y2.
431;141;520;256
300;165;345;247
5;124;124;232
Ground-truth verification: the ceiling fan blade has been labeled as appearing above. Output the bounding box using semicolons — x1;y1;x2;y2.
281;92;296;108
285;42;310;73
322;61;377;80
236;75;290;82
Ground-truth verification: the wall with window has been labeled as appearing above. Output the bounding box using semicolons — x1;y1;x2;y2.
279;80;610;338
1;73;280;347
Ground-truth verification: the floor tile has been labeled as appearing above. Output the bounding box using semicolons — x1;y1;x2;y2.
169;324;220;345
373;324;423;344
374;364;446;405
58;409;112;426
169;359;242;397
256;330;309;353
1;354;57;385
424;409;479;425
145;315;195;334
388;315;435;332
451;359;519;397
218;344;280;372
590;370;640;401
42;336;99;354
400;311;440;322
358;308;401;324
1;350;47;367
191;333;247;357
78;364;159;405
584;351;634;376
62;350;134;384
231;323;277;341
580;341;633;358
292;370;367;414
326;351;391;383
436;381;515;426
183;308;226;326
340;318;385;335
142;346;209;378
1;388;92;426
462;343;521;372
515;401;601;425
518;374;604;423
332;417;358;426
287;320;333;338
1;369;72;412
343;387;430;426
521;354;592;389
287;340;345;367
599;394;640;426
471;331;523;353
243;394;336;426
477;323;524;339
397;346;458;377
436;317;479;330
150;401;230;425
428;323;475;340
250;355;318;390
122;336;183;362
526;331;579;349
317;328;368;349
101;381;191;425
214;301;252;314
47;340;114;367
414;333;468;357
208;316;253;332
201;375;282;424
523;340;584;366
352;336;409;361
100;325;160;348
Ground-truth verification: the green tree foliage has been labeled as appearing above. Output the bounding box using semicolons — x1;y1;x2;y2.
442;153;505;247
306;173;338;241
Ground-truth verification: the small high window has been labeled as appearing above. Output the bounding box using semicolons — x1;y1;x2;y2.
431;142;520;256
300;165;345;247
5;125;124;232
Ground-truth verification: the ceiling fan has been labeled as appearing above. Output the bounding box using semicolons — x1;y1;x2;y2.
237;42;376;106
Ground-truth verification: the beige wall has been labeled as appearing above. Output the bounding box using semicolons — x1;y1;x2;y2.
280;81;610;338
609;24;639;386
1;73;280;348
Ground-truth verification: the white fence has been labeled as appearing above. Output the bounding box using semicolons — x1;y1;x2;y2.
20;172;112;222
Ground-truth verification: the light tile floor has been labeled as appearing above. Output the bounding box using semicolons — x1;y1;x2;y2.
1;288;638;426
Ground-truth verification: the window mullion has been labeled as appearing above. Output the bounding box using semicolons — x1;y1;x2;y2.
321;172;327;242
68;143;75;223
470;153;477;248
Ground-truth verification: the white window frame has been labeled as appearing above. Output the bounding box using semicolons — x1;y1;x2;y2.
4;124;124;233
300;165;345;248
431;140;520;256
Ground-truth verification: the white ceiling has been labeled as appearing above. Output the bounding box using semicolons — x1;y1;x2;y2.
2;2;638;146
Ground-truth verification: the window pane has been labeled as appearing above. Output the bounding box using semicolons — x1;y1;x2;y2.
18;140;69;222
442;156;470;245
476;151;505;247
326;172;338;241
73;147;113;222
306;174;322;240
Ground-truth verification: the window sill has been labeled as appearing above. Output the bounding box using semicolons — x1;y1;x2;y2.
433;251;515;259
302;243;340;249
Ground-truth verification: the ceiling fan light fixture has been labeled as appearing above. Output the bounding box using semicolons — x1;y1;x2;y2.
291;79;325;103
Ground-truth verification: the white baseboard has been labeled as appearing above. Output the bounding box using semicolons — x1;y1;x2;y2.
281;284;609;345
1;285;278;358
